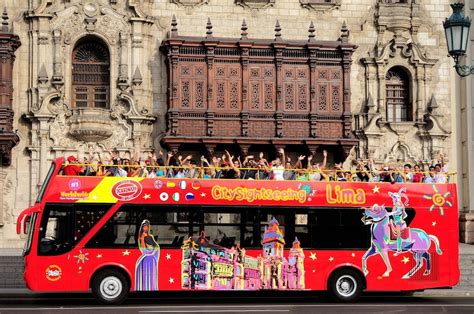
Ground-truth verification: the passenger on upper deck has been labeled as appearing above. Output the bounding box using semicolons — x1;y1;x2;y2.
59;148;452;183
62;155;84;176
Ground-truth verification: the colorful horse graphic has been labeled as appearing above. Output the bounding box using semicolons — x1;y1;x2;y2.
361;204;442;279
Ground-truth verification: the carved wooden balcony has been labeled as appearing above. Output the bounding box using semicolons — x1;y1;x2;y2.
160;19;358;153
0;9;21;166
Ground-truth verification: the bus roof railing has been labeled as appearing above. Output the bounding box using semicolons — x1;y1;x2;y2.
59;162;457;182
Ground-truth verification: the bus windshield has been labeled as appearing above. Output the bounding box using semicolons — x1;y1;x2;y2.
22;213;37;256
35;163;56;204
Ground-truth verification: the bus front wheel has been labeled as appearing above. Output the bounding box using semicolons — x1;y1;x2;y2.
92;269;129;305
328;269;363;302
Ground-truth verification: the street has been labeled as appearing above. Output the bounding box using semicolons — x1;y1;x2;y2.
0;292;473;313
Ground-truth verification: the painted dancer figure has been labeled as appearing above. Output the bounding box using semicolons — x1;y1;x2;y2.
135;220;160;291
388;187;410;256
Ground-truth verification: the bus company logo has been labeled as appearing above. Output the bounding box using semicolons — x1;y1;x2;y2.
59;191;89;200
153;180;163;189
45;265;62;282
112;180;143;201
68;179;81;191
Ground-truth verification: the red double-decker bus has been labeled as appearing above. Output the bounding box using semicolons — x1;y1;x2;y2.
17;158;459;304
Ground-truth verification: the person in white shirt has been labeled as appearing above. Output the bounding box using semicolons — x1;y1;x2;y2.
433;153;448;183
424;166;436;183
271;148;285;180
403;164;414;182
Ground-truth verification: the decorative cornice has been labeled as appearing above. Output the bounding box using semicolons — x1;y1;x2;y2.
235;0;275;10
361;38;437;66
300;0;341;12
170;0;209;8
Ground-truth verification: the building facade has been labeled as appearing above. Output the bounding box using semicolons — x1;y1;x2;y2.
0;0;461;247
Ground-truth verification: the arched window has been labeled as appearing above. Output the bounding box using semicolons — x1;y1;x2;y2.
72;40;110;108
386;67;411;122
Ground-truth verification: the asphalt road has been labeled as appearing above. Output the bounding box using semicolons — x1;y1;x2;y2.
0;292;473;313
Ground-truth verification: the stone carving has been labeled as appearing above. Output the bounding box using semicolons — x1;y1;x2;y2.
386;141;417;164
299;0;341;12
2;177;12;224
170;0;209;8
235;0;275;10
51;3;130;45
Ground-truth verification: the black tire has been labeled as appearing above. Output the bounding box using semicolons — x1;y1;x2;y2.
92;269;129;305
328;269;363;302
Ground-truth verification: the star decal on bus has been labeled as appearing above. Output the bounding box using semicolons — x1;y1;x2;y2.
122;249;131;256
351;253;356;257
423;185;452;216
169;277;175;284
200;193;206;197
432;221;437;227
309;252;317;261
328;256;334;262
143;194;151;200
402;256;410;264
96;254;103;259
166;253;171;260
74;250;89;264
372;186;380;193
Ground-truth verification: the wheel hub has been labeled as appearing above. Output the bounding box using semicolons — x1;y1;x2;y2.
336;275;357;297
100;276;123;300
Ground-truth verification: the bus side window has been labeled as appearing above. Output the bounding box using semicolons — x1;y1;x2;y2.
339;208;371;249
85;206;137;248
294;212;311;248
202;210;241;249
137;206;195;248
311;207;370;249
311;208;341;249
74;204;109;244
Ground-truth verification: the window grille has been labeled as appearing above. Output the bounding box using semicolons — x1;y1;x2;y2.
386;67;411;122
72;41;110;109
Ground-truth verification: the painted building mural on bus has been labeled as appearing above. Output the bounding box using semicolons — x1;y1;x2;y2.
181;217;305;290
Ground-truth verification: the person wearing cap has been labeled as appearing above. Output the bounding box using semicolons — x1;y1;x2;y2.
62;155;84;176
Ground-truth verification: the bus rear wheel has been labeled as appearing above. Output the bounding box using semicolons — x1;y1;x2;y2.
92;269;129;305
328;269;363;302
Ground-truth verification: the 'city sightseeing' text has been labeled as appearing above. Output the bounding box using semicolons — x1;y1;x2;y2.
211;186;307;204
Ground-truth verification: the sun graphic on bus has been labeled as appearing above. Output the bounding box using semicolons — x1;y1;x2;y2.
74;250;89;264
422;185;452;216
